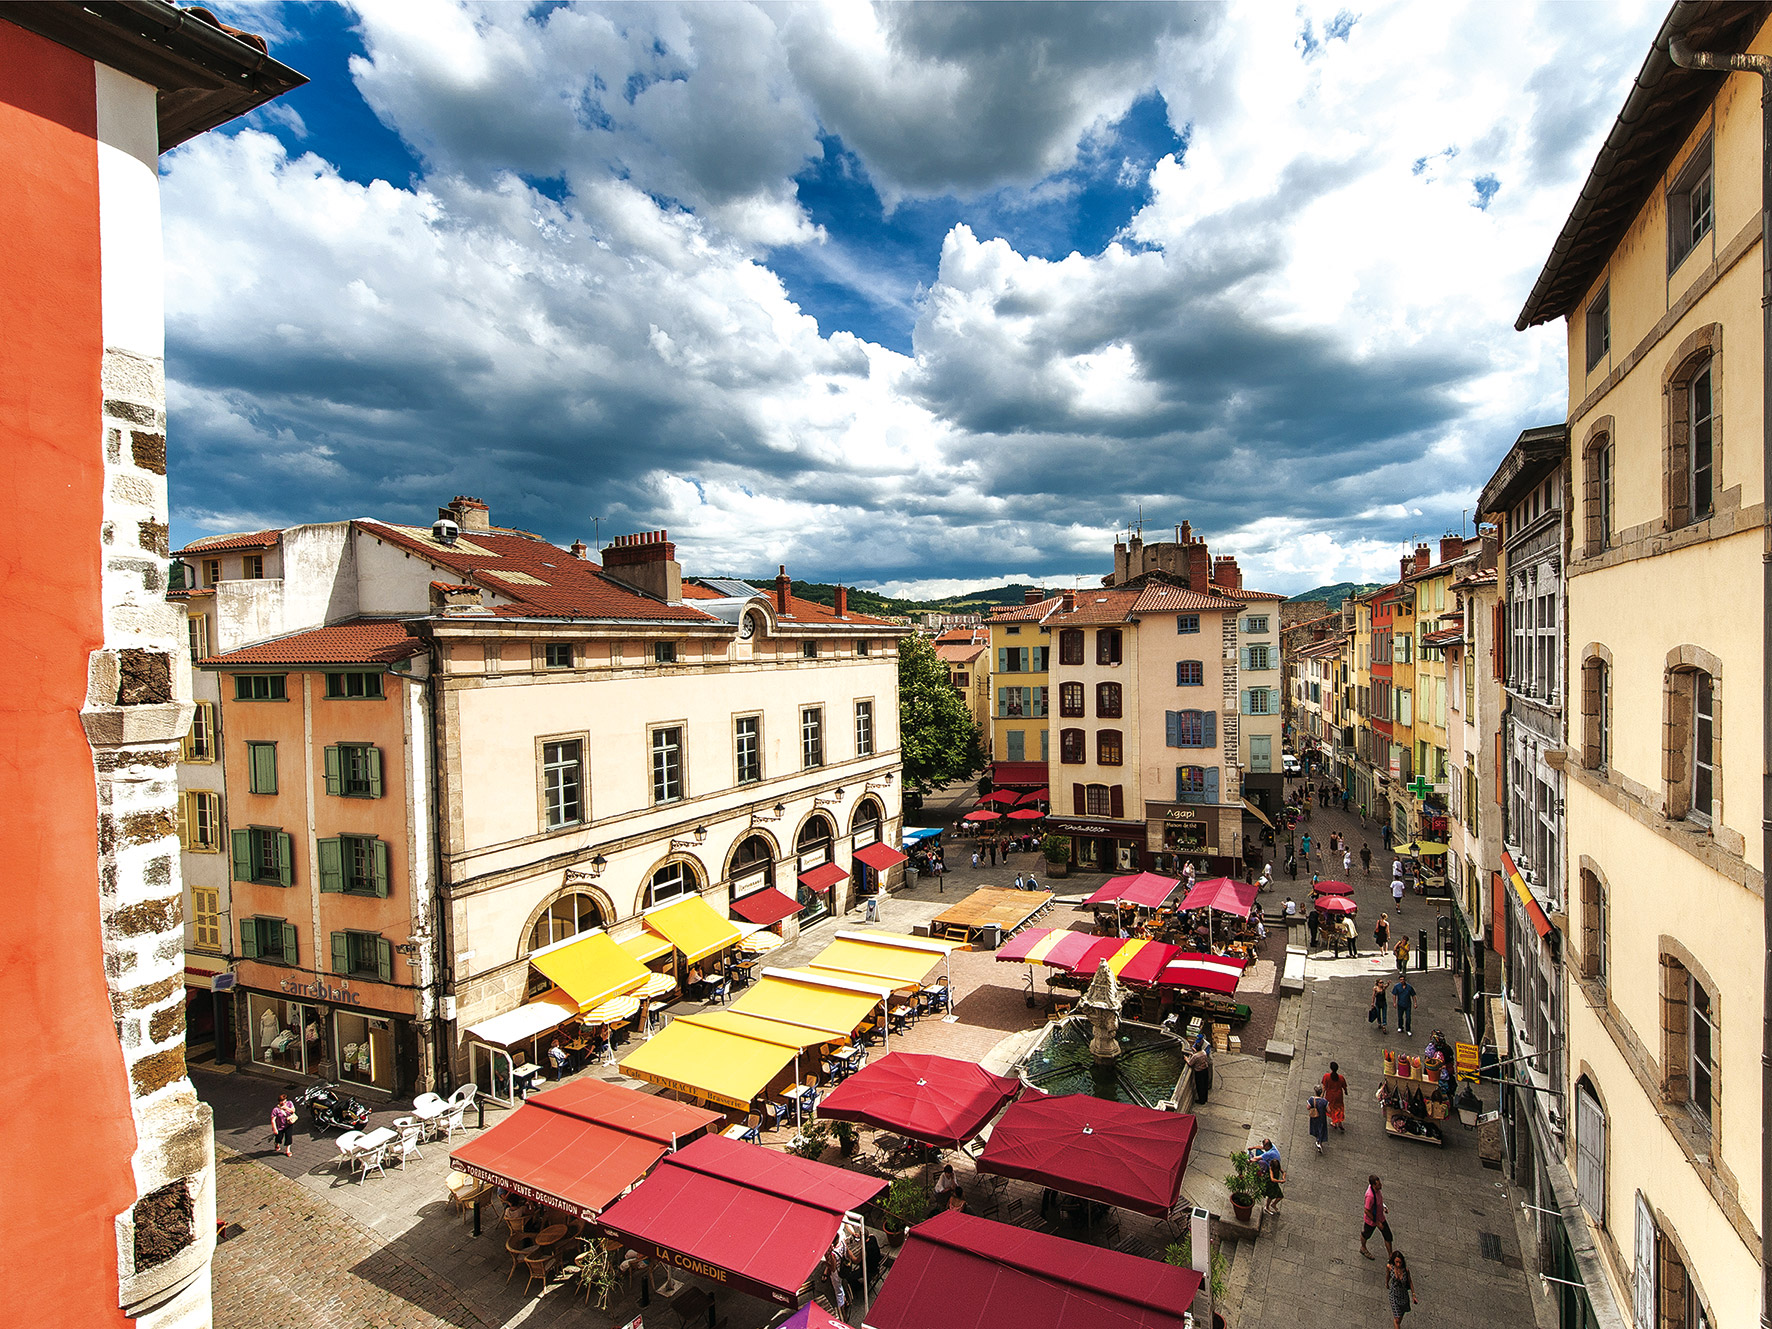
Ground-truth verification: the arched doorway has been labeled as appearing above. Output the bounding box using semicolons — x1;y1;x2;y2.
728;833;777;908
795;813;835;925
644;859;703;911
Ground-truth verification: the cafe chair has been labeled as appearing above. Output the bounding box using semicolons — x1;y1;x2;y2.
741;1113;763;1143
354;1140;389;1184
389;1121;424;1170
333;1132;365;1175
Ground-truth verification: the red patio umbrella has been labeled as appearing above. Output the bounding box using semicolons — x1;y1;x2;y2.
1005;808;1044;821
961;809;1002;823
814;1052;1021;1149
1316;895;1357;914
1084;871;1182;909
1311;879;1354;895
976;1094;1197;1218
981;790;1021;806
1016;788;1050;804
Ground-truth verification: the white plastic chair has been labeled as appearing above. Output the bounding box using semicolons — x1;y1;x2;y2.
334;1131;365;1174
355;1140;389;1184
449;1083;478;1112
391;1122;424;1170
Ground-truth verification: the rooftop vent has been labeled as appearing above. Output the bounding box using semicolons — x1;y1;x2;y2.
432;518;460;546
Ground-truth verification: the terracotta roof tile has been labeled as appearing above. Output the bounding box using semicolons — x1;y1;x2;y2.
175;530;282;555
1127;584;1240;615
935;642;987;664
1049;588;1146;625
201;619;423;667
1220;587;1286;601
989;596;1064;623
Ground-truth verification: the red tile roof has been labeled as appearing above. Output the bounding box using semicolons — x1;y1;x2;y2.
680;578;894;627
175;530;282;556
1422;627;1464;646
201;619;423;667
1127;583;1240;616
989;595;1064;623
1049;588;1146;625
935;642;987;664
1221;587;1285;601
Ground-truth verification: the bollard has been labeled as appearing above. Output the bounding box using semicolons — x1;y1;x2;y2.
1417;929;1428;971
477;1098;485;1131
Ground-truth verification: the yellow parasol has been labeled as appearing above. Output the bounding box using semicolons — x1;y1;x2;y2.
636;971;678;999
581;994;641;1023
738;932;784;955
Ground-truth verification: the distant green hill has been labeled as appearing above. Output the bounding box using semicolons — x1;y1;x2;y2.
725;578;1050;616
1287;582;1381;604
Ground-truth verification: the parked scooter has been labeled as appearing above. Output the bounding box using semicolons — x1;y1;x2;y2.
299;1081;371;1133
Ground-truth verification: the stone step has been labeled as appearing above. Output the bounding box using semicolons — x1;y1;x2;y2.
1264;1039;1296;1063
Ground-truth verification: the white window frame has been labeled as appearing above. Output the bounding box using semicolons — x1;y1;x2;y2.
651;724;685;805
541;738;585;829
801;706;824;770
1689;975;1714;1127
734;713;762;785
854;699;874;757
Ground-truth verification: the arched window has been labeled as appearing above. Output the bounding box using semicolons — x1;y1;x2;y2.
1059;682;1084;717
728;834;775;904
1581;655;1611;771
1665;665;1717;824
1096;682;1121;718
1059;728;1085;764
794;815;835;925
1579;866;1607;985
528;892;604;953
1581;426;1615;556
645;860;701;910
1689;359;1714;522
850;797;883;848
1097;729;1123;766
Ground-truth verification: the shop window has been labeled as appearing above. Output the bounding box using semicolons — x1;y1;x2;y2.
1059;728;1085;764
542;738;584;828
1058;629;1085;665
1096;682;1122;718
728;836;776;905
800;707;824;769
324;671;383;699
335;1011;396;1092
1176;615;1199;634
249;994;317;1076
544;642;573;669
231;826;293;886
1177;660;1203;687
652;725;685;802
855;700;874;756
1059;682;1084;717
324;743;383;798
240;915;297;963
1096;629;1122;665
330;929;393;981
1097;729;1123;766
183;700;217;762
318;834;389;897
646;861;700;910
234;674;286;702
530;892;604;952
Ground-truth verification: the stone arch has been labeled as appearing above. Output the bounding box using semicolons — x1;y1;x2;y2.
634;852;708;916
850;795;885;838
1575;856;1609;982
1657;934;1722;1138
1649;1200;1715;1329
793;810;836;860
1660;323;1722;531
519;880;614;961
722;827;780;881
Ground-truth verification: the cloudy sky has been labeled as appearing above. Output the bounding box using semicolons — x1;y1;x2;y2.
168;0;1662;597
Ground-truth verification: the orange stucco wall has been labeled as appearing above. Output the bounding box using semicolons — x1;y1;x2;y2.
0;24;136;1323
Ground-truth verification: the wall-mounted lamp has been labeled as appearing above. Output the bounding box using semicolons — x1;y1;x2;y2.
567;852;608;884
751;803;786;824
670;825;710;851
816;786;847;807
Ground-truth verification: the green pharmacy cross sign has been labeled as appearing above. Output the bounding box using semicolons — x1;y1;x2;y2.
1406;776;1433;800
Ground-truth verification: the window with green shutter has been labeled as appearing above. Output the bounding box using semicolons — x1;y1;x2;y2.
324;672;383;699
231;827;294;885
324;744;382;798
333;930;394;980
240;916;293;963
247;741;277;794
322;834;389;896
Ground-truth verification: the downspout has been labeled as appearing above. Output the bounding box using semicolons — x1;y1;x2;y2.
1667;34;1772;1329
424;640;454;1092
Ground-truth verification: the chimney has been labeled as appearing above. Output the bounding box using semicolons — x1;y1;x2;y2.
1479;527;1500;571
446;496;491;533
1179;520;1193;544
428;581;486;616
569;539;588;560
1188;545;1212;593
600;530;682;605
1062;591;1076;613
1211;556;1242;590
776;566;791;613
834;586;848;618
1024;588;1044;605
1401;556;1414;580
1439;534;1463;565
1413;541;1432;573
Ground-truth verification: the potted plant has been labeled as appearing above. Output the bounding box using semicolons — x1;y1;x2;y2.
1041;833;1070;879
1224;1150;1264;1224
565;1240;620;1310
881;1177;932;1248
790;1121;831;1161
831;1119;859;1158
1162;1238;1229;1305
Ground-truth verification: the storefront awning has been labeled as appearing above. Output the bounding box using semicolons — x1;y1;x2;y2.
807;932;955;989
644;893;744;965
852;841;908;872
868;1210;1200;1329
976;1094;1197;1218
529;930;650;1013
797;862;848;894
1083;871;1181;909
731;972;884;1038
619;1019;803;1112
1502;851;1553;939
1155;953;1245;996
1240;798;1275;830
618;933;675;965
994;927;1054;963
903;827;943;846
595;1134;886;1309
1178;876;1258;918
815;1052;1020;1149
448;1079;721;1219
464;988;580;1047
680;1009;833;1051
1003;929;1096;970
990;761;1049;788
730;888;801;927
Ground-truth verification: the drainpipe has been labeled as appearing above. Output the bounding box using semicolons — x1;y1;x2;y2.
1667;33;1772;1329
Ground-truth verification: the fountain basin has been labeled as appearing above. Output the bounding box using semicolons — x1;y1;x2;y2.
1018;1017;1190;1108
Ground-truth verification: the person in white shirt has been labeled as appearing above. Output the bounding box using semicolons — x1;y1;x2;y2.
1283;896;1297;917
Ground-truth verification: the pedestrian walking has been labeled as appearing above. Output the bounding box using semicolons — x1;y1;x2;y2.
1392;977;1416;1034
1361;842;1372;876
1025;872;1039;893
971;850;980;870
1257;1141;1286;1216
987;840;997;867
1013;873;1025;891
1307;908;1320;949
1286;852;1298;881
1186;1036;1213;1104
1301;832;1312;858
1361;1176;1394;1259
1387;1252;1419;1325
1307;1088;1329;1153
1394;935;1411;973
1342;791;1351;812
1343;848;1353;874
1320;1062;1348;1132
1369;976;1388;1030
270;1090;297;1156
1392;871;1405;911
1382;823;1393;849
1374;912;1390;953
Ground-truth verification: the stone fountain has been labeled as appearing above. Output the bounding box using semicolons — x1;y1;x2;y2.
1015;955;1192;1107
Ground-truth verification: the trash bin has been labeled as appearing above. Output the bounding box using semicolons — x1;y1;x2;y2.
978;924;1002;951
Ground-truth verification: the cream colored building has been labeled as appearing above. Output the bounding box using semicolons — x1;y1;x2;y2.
1514;6;1767;1325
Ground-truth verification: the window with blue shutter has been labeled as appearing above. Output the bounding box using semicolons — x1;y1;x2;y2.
1240;690;1252;715
1202;711;1216;747
1239;646;1252;670
997;648;1007;672
1204;767;1220;803
1176;615;1199;634
1177;765;1206;802
1178;660;1203;687
1165;712;1181;747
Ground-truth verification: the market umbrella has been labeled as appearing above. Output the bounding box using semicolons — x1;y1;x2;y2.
1006;808;1044;821
981;790;1021;806
1017;788;1050;804
1315;896;1357;915
636;971;678;998
738;932;784;955
1412;840;1450;854
581;994;642;1023
962;809;1002;823
1311;879;1354;896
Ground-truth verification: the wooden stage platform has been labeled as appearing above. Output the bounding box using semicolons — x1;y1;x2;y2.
931;887;1054;943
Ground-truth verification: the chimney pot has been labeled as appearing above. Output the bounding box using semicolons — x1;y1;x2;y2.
600;530;681;603
1402;556;1414;579
569;539;587;560
776;566;791;614
1439;534;1464;565
834;586;848;618
447;496;491;532
1023;588;1044;605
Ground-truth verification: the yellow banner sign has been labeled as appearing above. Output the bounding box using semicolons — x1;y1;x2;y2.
1455;1041;1480;1082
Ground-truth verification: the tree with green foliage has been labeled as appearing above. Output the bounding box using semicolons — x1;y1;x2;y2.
898;634;987;795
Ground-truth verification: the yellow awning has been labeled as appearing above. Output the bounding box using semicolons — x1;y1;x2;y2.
618;1020;800;1112
643;894;744;965
676;1009;832;1051
730;974;883;1037
528;931;649;1014
618;933;674;965
808;937;945;988
1241;798;1275;830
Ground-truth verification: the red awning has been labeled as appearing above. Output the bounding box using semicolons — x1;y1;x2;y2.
852;842;907;872
798;862;848;894
980;790;1021;806
991;762;1048;788
1155;957;1241;995
1178;876;1259;917
994;928;1054;963
1115;941;1178;987
1084;871;1182;909
594;1133;885;1309
1006;808;1045;821
1036;930;1097;970
730;888;801;927
1016;787;1050;804
449;1080;722;1219
815;1052;1021;1148
1502;850;1553;938
1064;937;1126;976
976;1094;1197;1218
868;1210;1201;1329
